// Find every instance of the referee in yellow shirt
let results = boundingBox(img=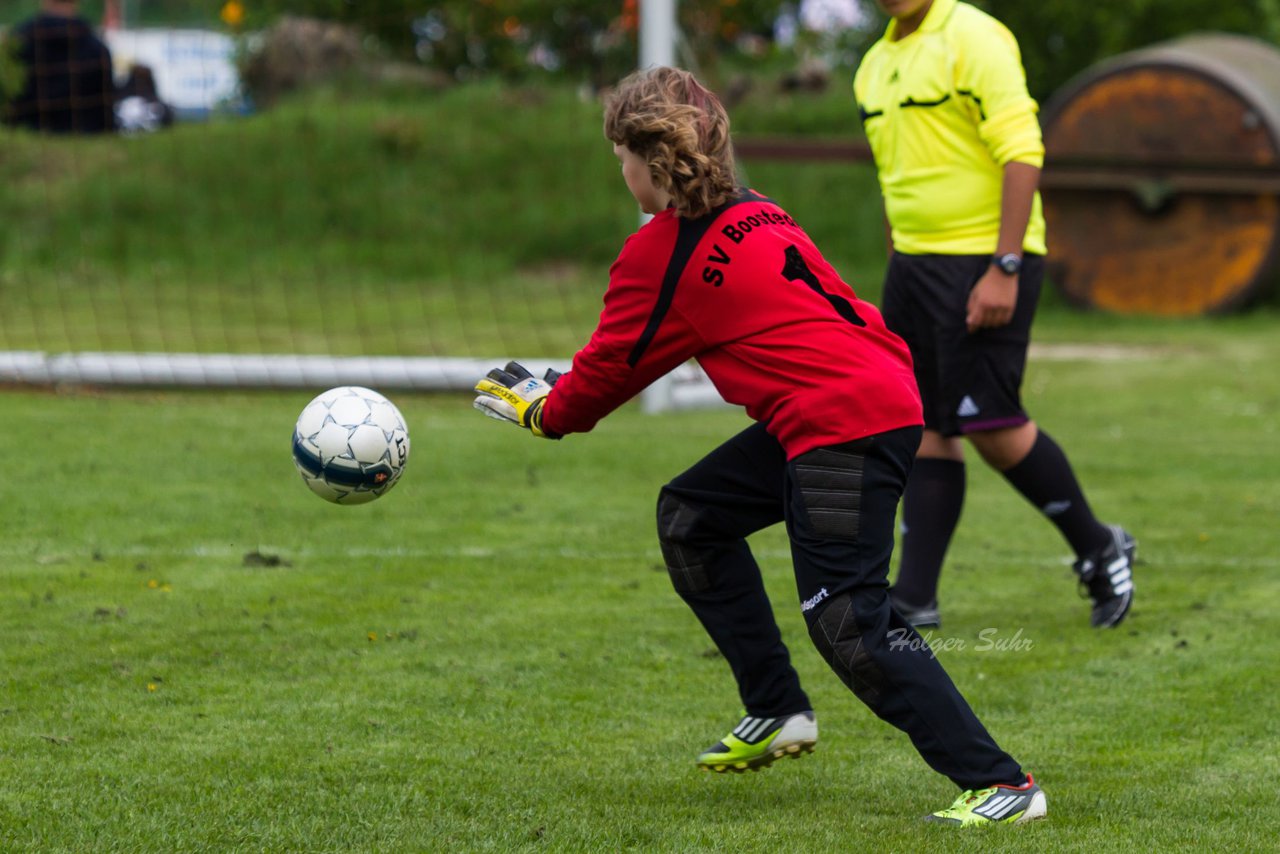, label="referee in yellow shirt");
[854,0,1137,629]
